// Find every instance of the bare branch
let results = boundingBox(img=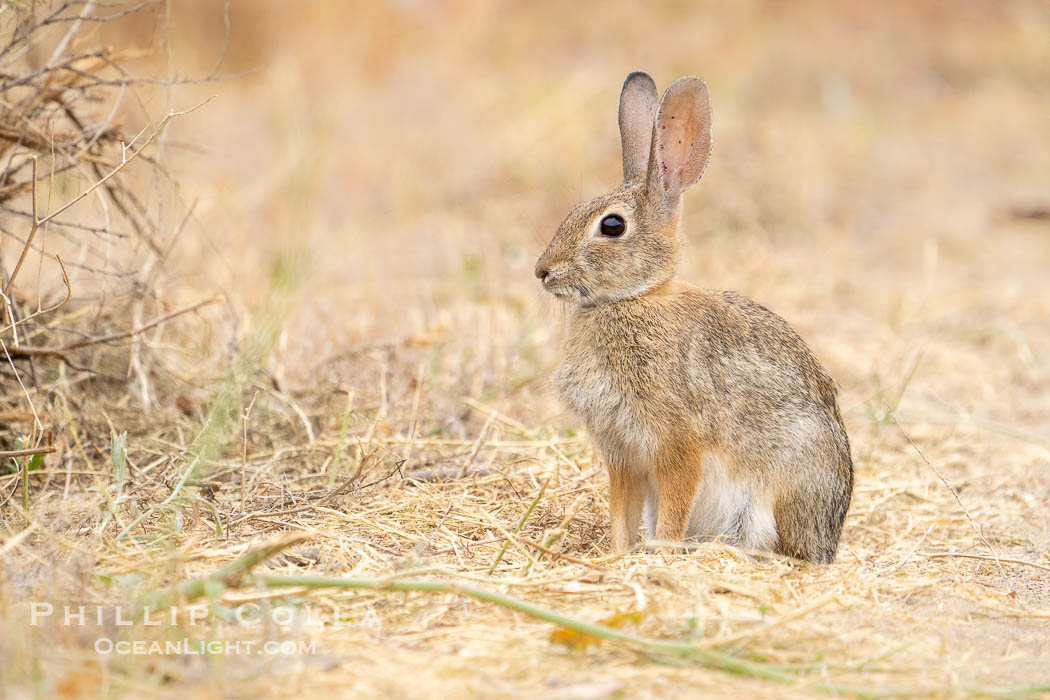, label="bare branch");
[38,95,215,226]
[1,156,39,297]
[6,293,223,359]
